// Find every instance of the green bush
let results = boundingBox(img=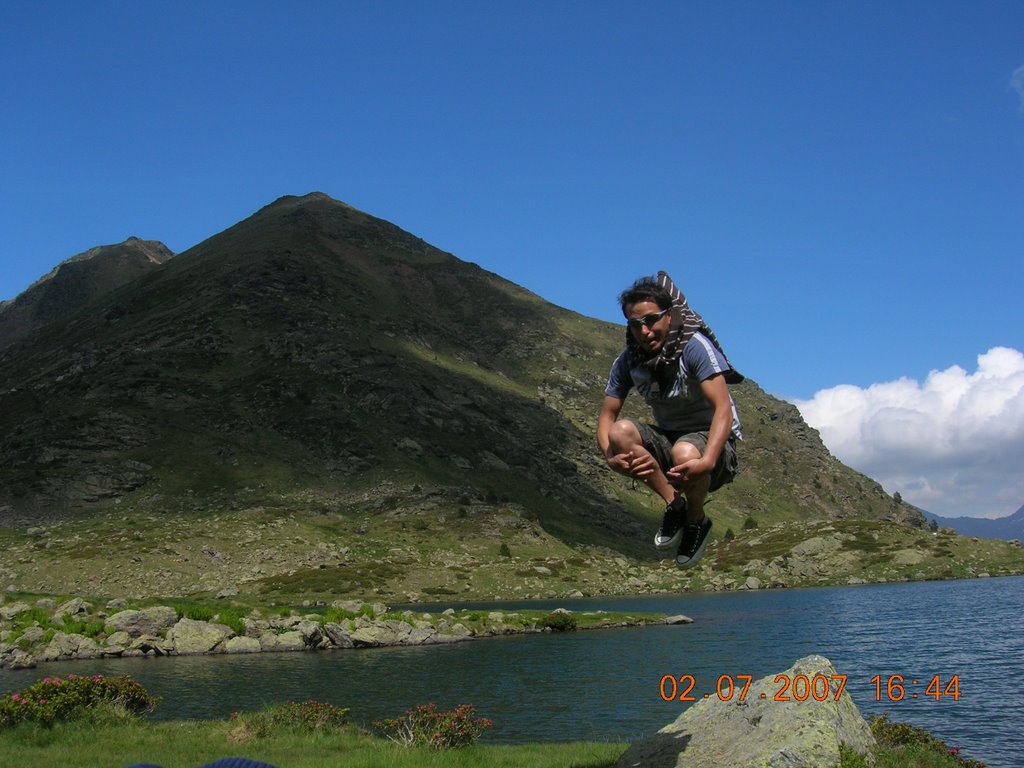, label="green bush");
[13,607,50,630]
[322,604,374,624]
[870,714,986,768]
[0,674,158,729]
[541,611,577,632]
[838,742,869,768]
[375,703,492,749]
[213,609,247,635]
[230,700,349,739]
[184,605,215,622]
[61,618,107,638]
